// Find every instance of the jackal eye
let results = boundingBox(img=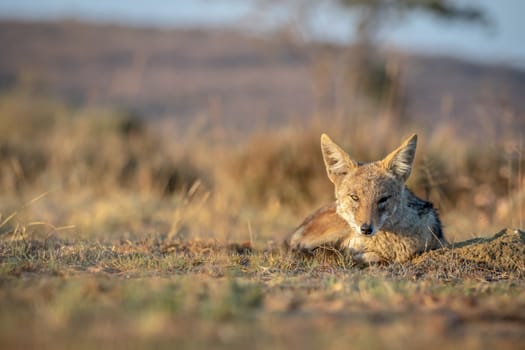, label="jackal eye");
[377,195,391,206]
[350,194,359,202]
